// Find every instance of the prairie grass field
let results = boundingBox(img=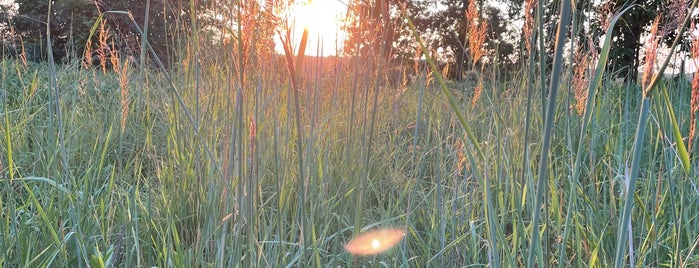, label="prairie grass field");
[2,2,699,268]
